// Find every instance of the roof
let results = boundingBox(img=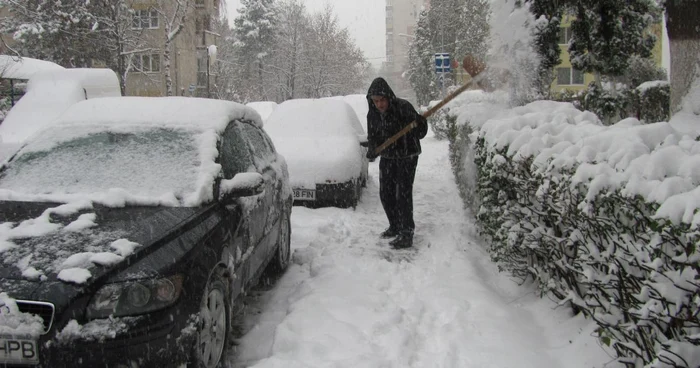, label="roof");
[0,55,64,80]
